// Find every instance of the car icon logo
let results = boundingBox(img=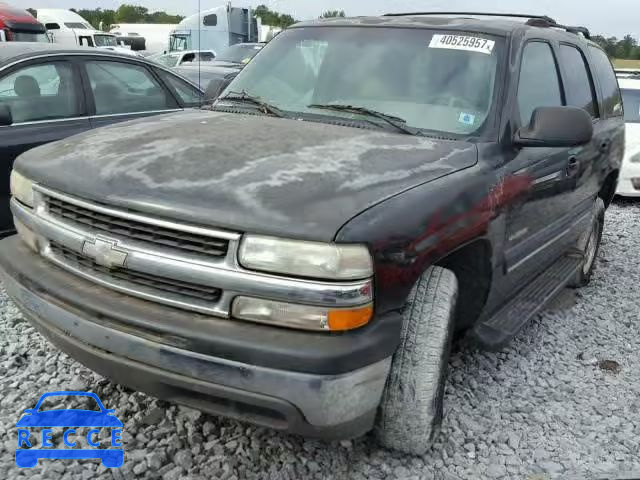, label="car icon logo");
[15,391,124,468]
